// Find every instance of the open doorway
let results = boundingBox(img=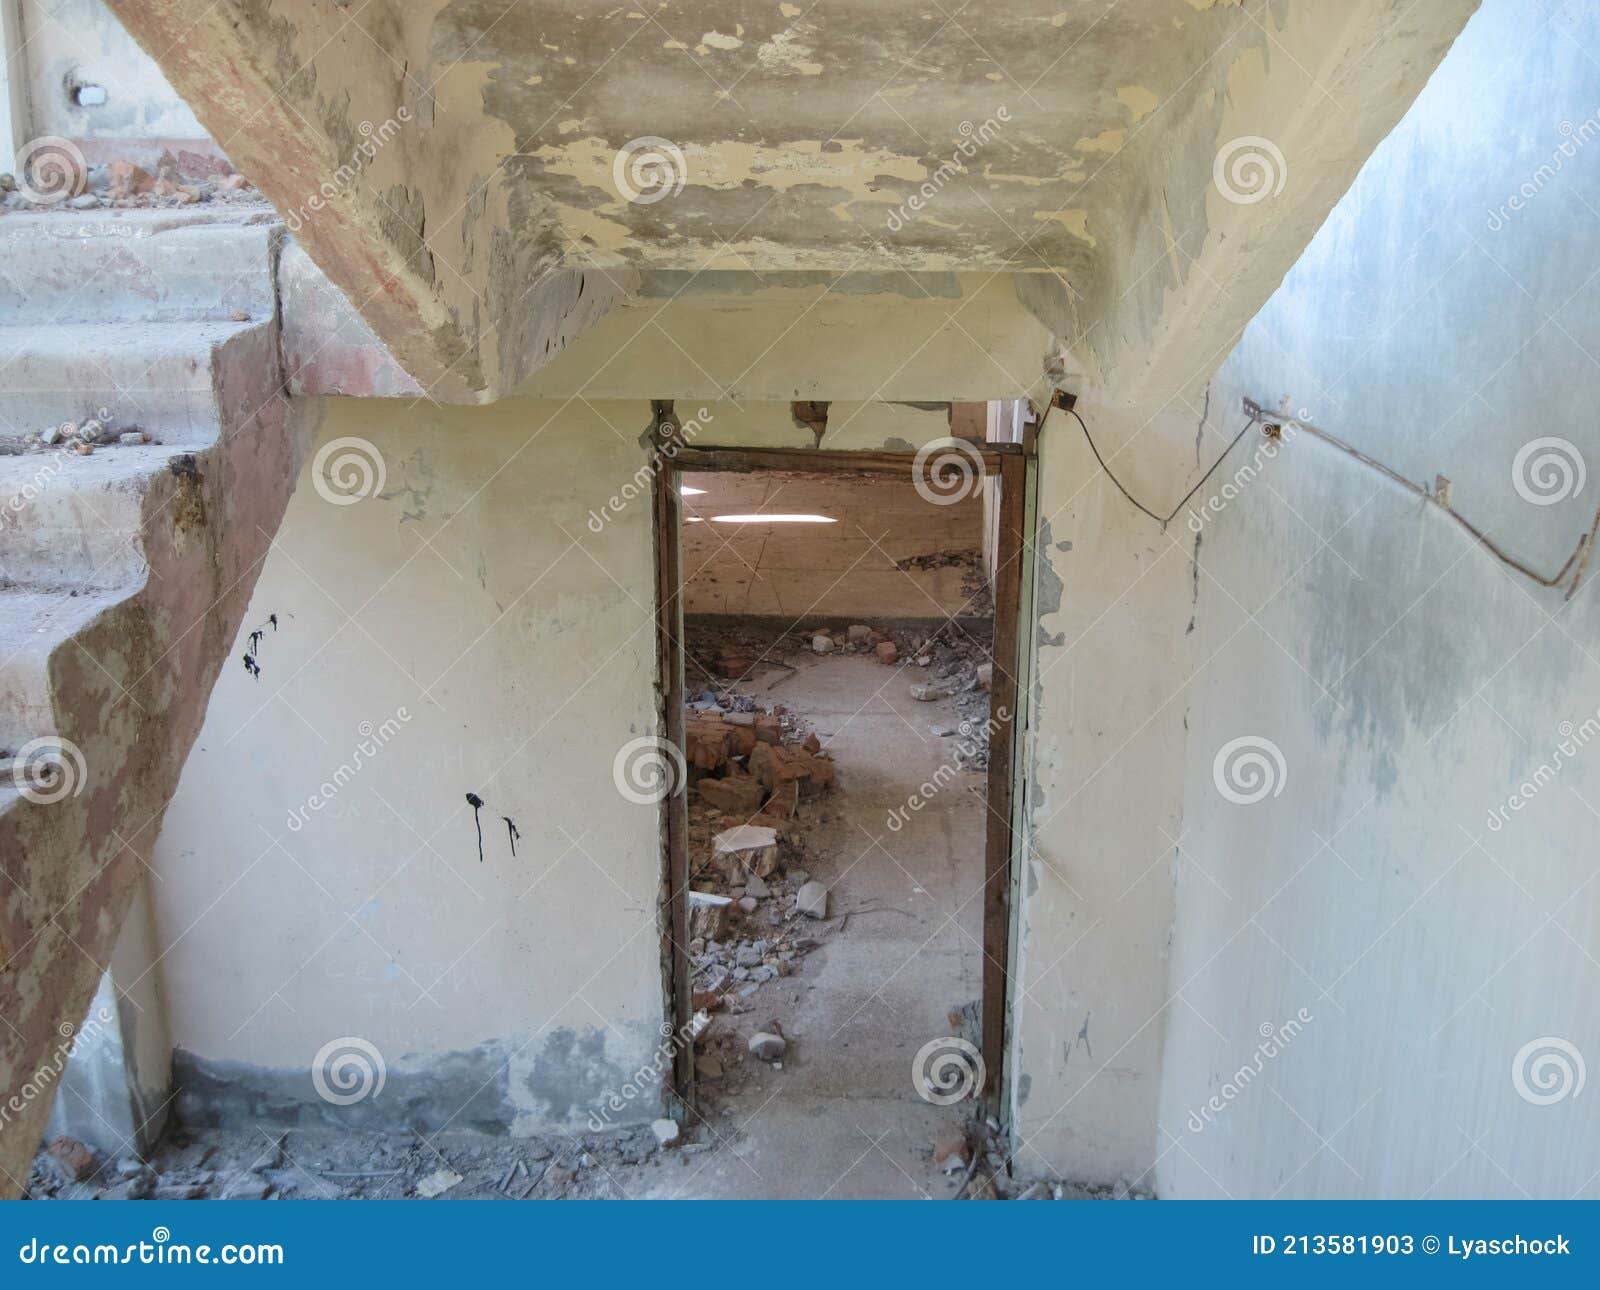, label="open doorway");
[652,430,1030,1198]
